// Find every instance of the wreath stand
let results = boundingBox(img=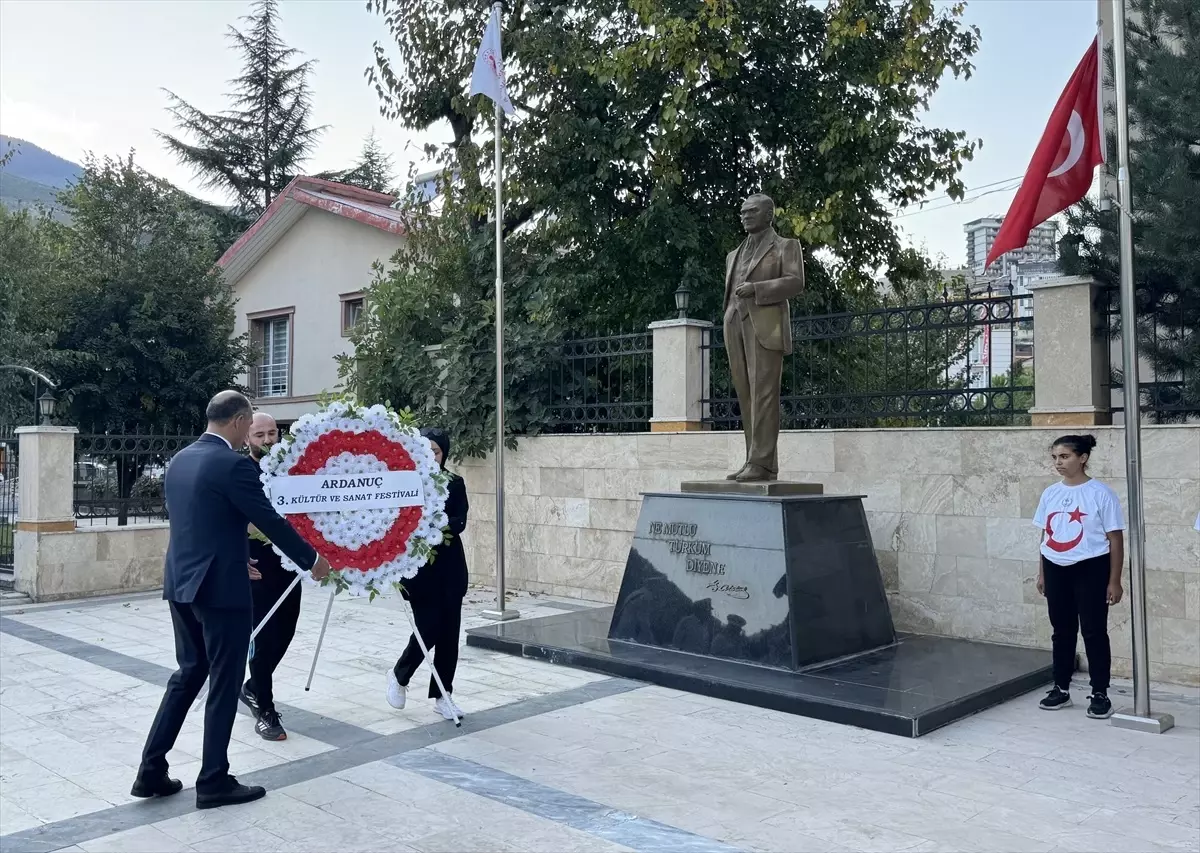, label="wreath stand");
[193,577,461,727]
